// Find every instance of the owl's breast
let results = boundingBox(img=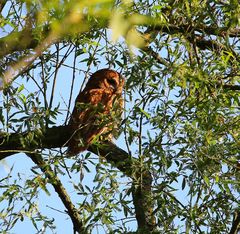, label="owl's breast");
[85,89,113,106]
